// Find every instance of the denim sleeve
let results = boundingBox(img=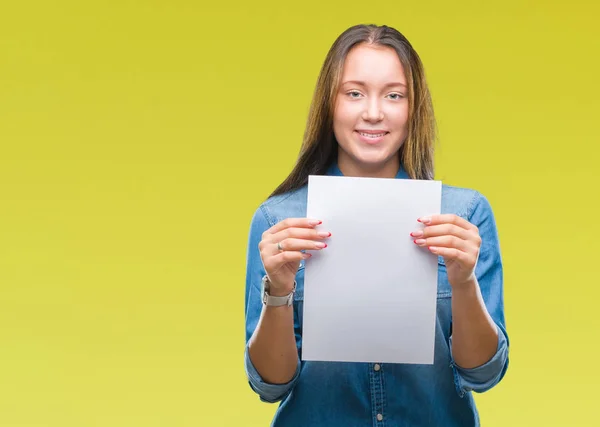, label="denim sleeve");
[449,192,510,396]
[243,205,302,403]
